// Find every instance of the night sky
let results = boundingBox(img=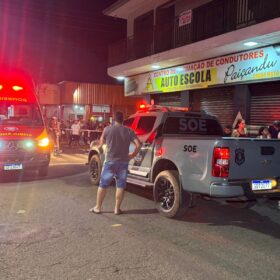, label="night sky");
[0,0,125,84]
